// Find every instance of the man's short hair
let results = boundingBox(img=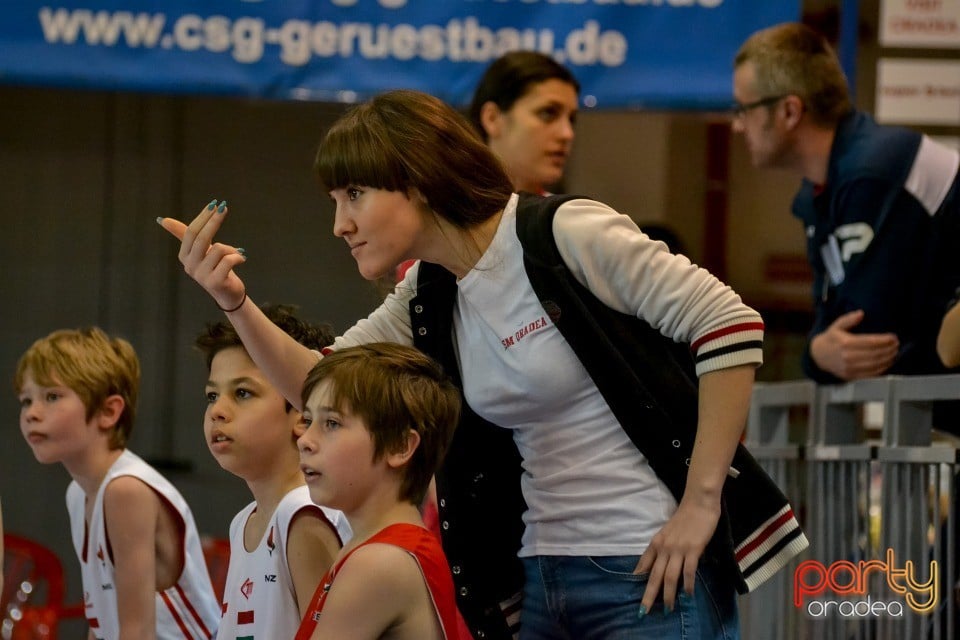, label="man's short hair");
[735,22,852,127]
